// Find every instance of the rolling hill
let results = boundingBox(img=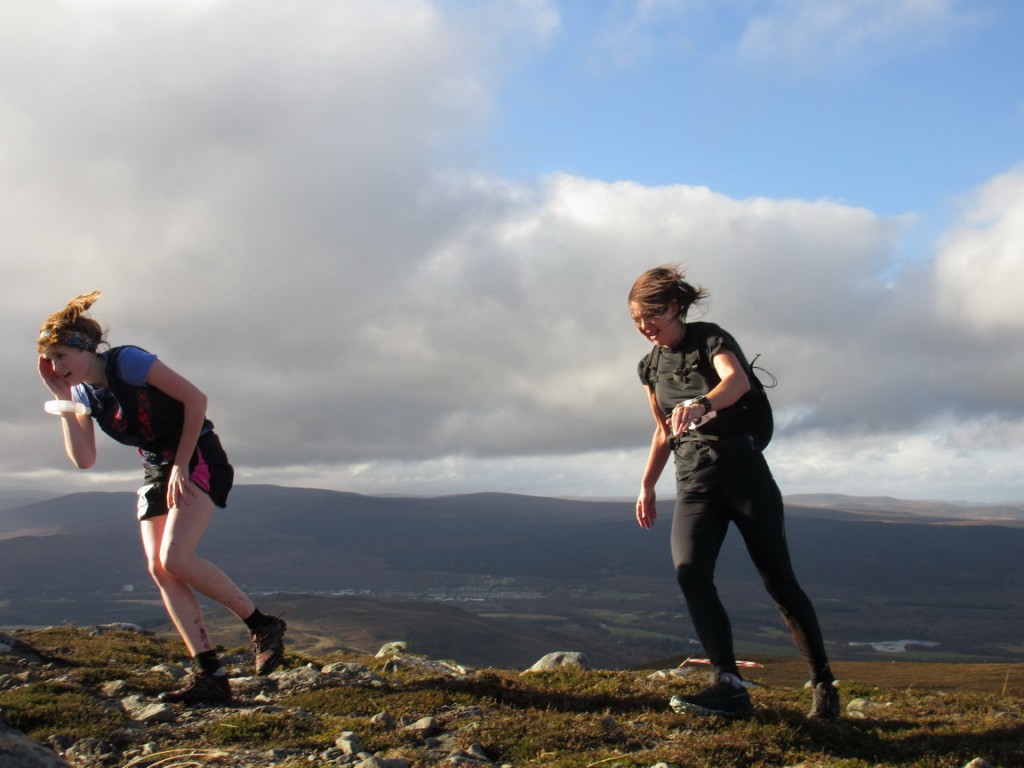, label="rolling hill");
[2,485,1023,668]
